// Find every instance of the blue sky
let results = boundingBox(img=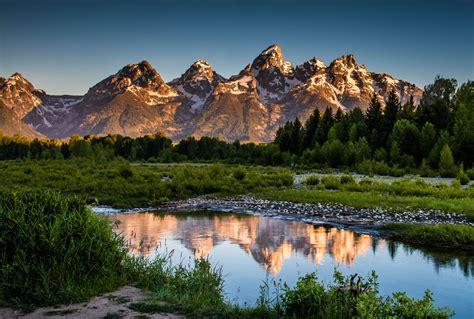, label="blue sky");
[1,0,473,95]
